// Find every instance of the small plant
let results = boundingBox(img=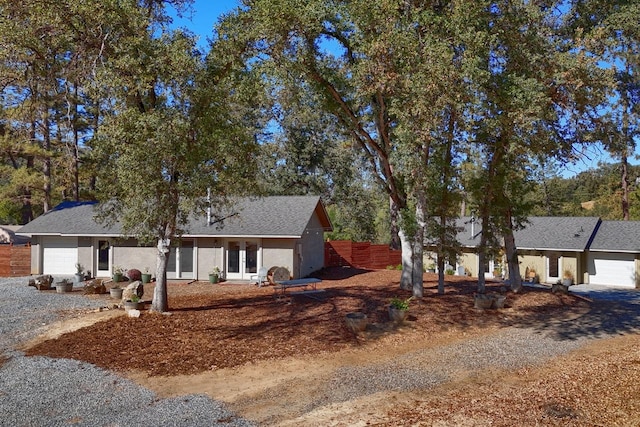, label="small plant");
[129,294,140,303]
[210,266,220,275]
[390,296,412,311]
[445,268,455,275]
[563,269,574,280]
[75,263,84,274]
[113,266,123,275]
